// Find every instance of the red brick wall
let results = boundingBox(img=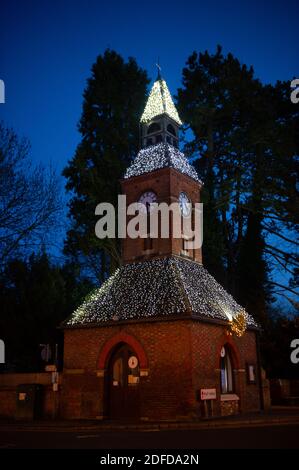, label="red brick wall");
[62,320,194,420]
[121,168,202,264]
[190,323,260,416]
[0,373,59,419]
[0,389,16,417]
[61,319,261,420]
